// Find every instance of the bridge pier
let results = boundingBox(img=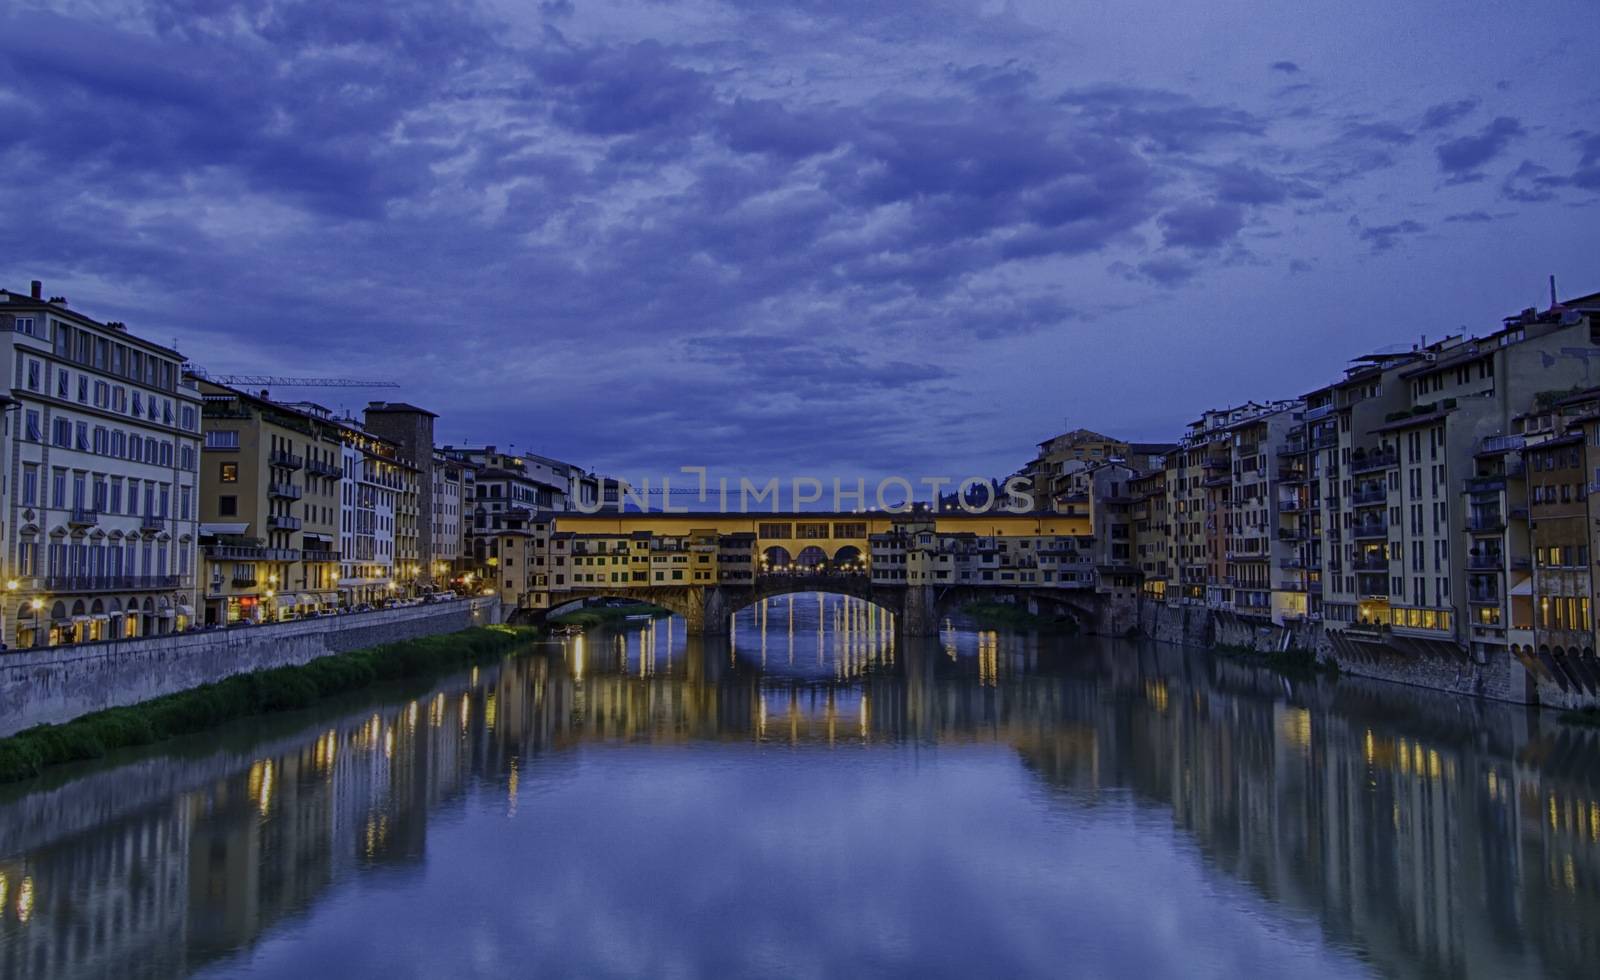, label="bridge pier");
[900,585,940,638]
[682,586,732,636]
